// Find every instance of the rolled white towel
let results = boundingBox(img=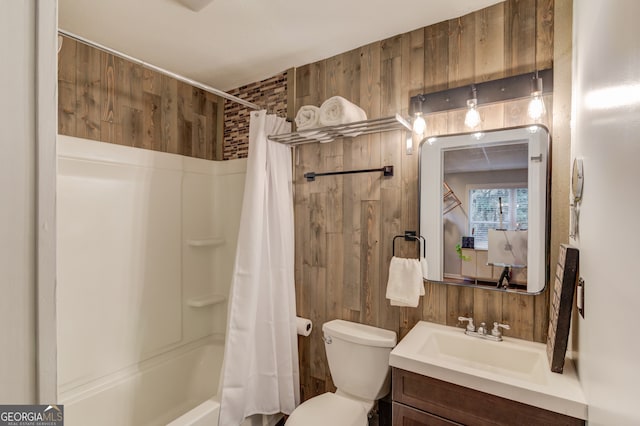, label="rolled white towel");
[319,96,367,127]
[295,105,321,131]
